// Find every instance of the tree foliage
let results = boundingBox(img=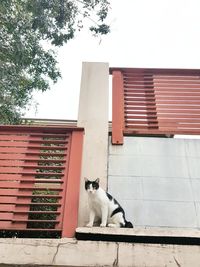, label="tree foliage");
[0,0,110,124]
